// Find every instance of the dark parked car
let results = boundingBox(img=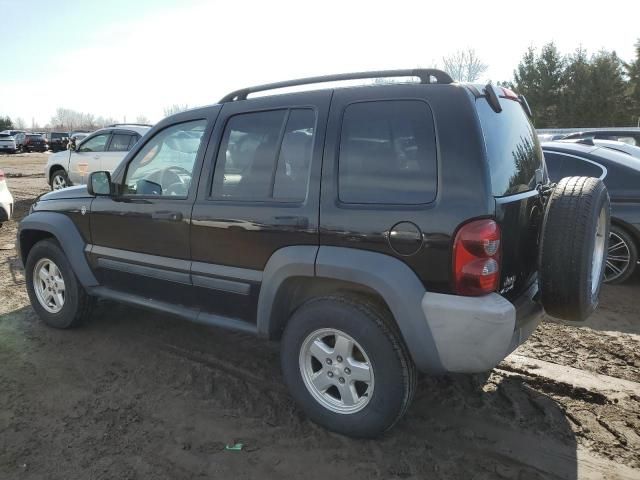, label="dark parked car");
[20,133,48,153]
[562,128,640,147]
[45,132,69,152]
[17,70,609,438]
[543,141,640,283]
